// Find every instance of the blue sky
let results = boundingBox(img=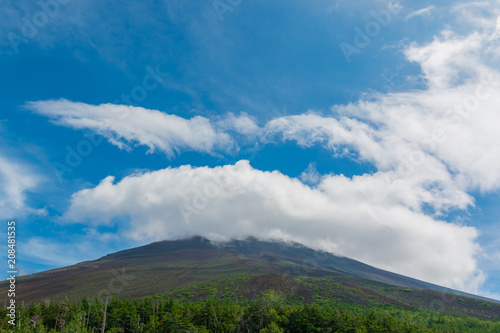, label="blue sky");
[1,0,500,299]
